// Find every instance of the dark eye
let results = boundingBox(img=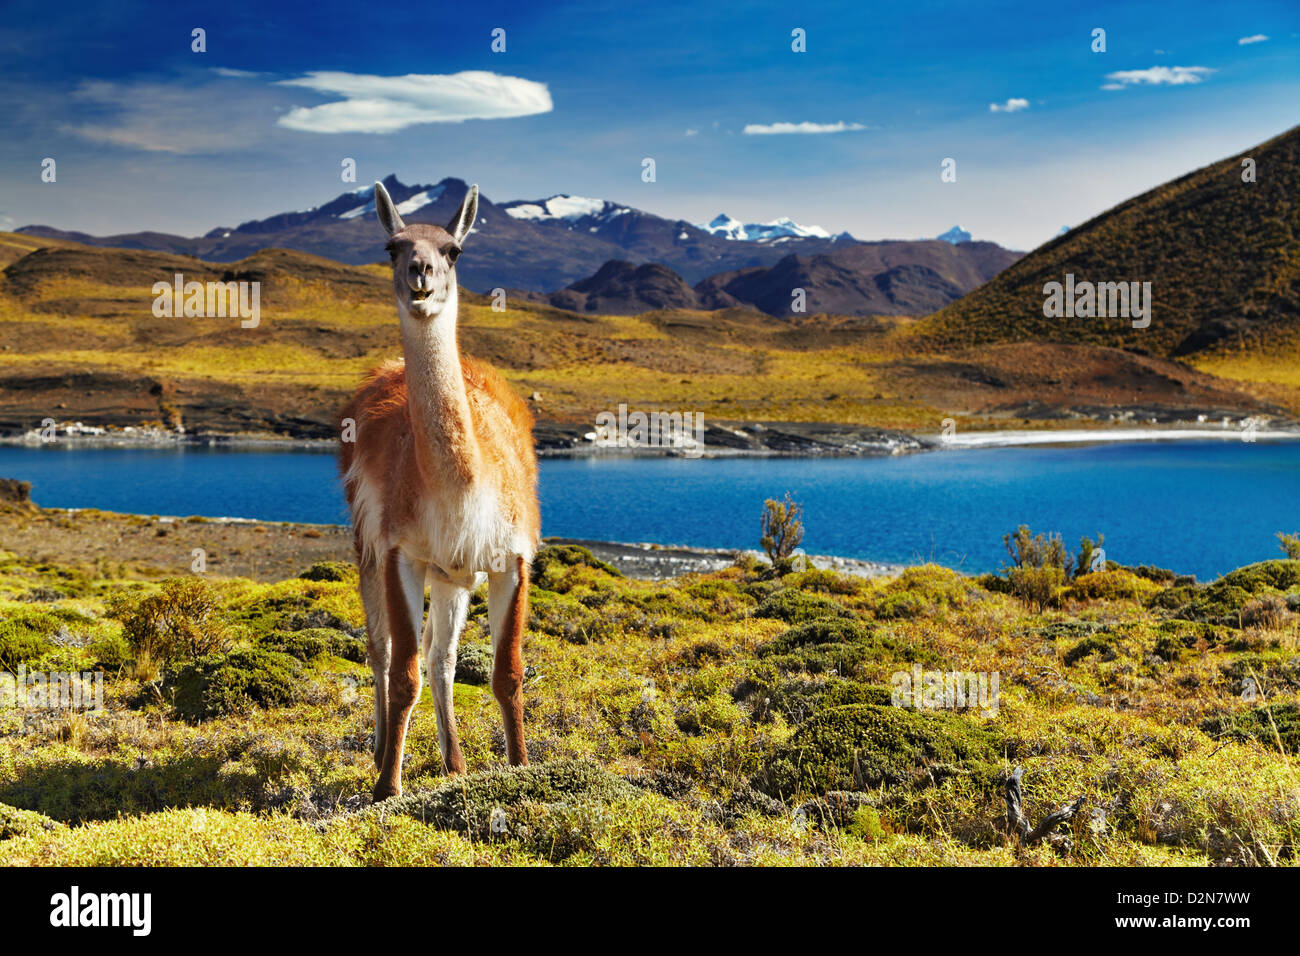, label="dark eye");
[446,246,461,264]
